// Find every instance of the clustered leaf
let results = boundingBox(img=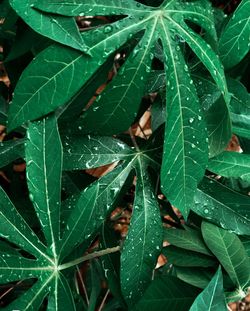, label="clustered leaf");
[0,0,250,309]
